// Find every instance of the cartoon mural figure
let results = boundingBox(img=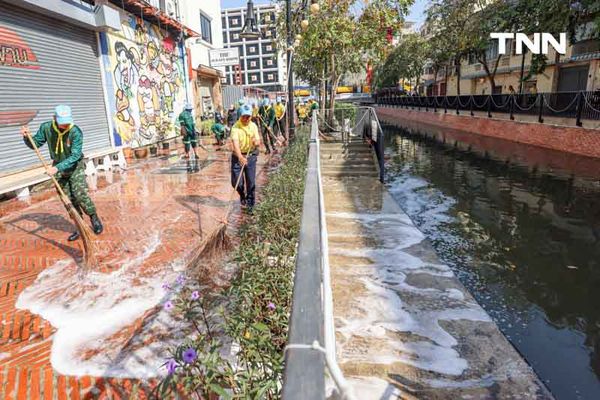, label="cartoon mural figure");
[113,42,138,98]
[158,53,178,117]
[104,16,185,147]
[137,75,160,140]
